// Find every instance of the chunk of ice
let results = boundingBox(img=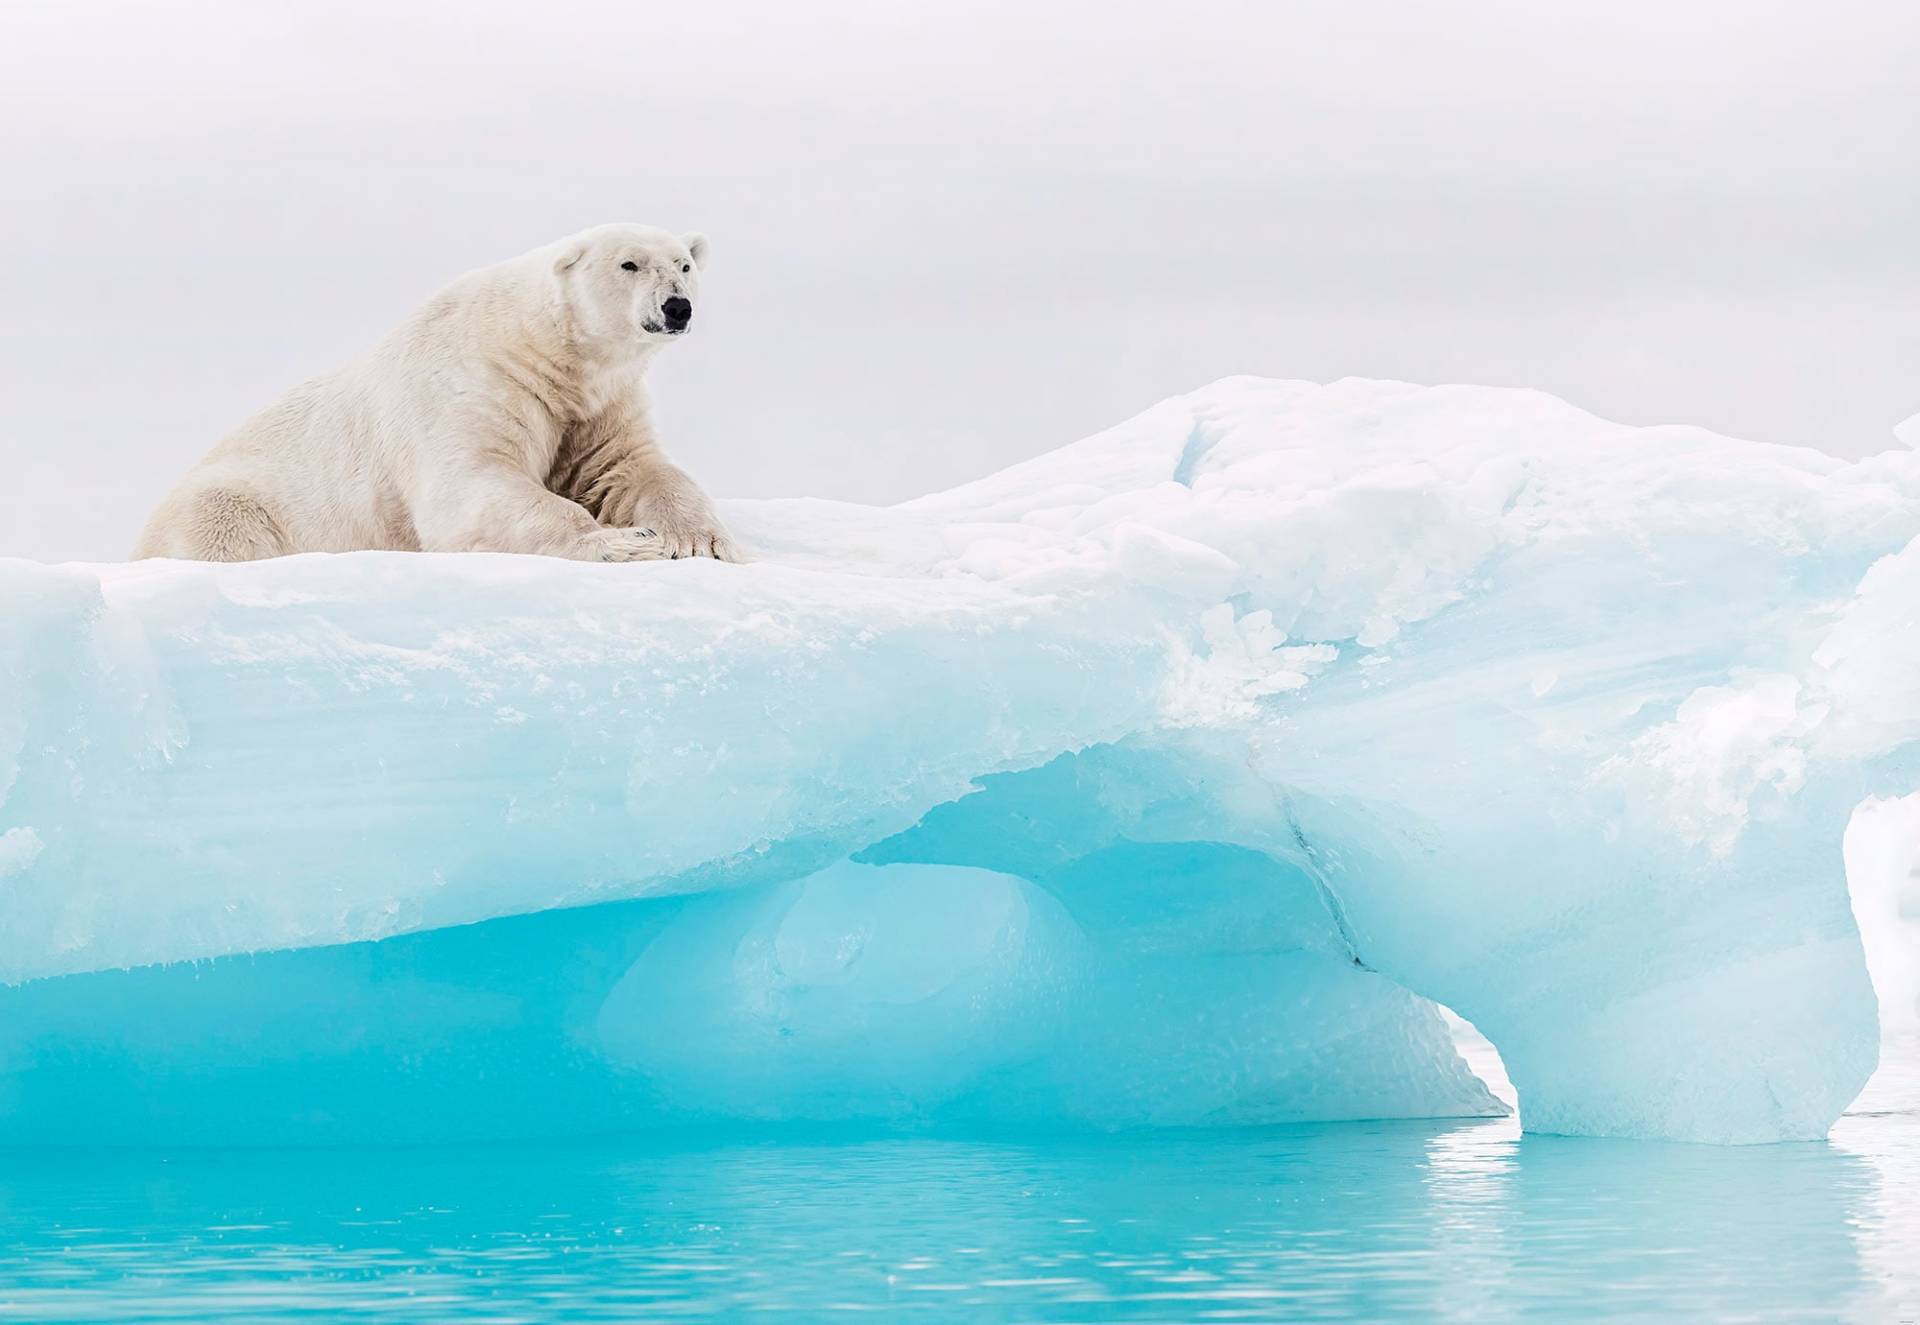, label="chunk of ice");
[5,377,1917,1144]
